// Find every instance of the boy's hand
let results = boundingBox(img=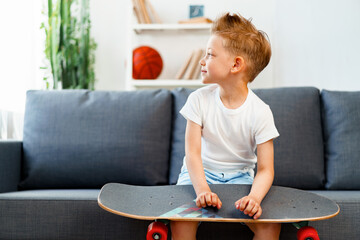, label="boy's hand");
[235,195,262,219]
[196,191,222,209]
